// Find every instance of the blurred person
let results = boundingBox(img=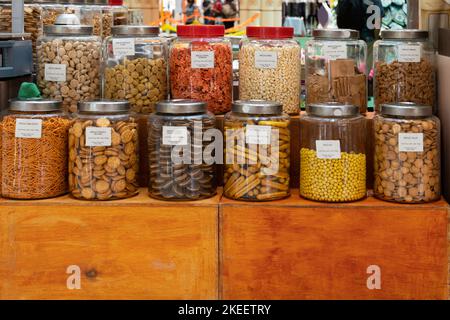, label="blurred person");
[184,0,199,25]
[203,0,214,25]
[212,0,223,21]
[222,0,237,29]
